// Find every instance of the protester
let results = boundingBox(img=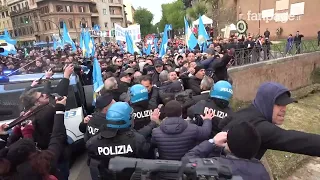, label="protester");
[182,121,270,180]
[0,26,318,180]
[219,82,320,160]
[0,97,68,180]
